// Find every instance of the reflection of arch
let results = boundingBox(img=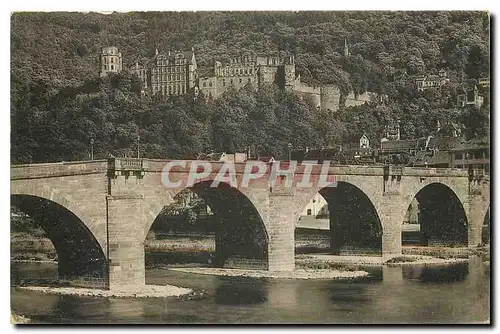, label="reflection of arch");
[11,194,108,282]
[146,181,269,269]
[406,183,468,246]
[296,181,383,255]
